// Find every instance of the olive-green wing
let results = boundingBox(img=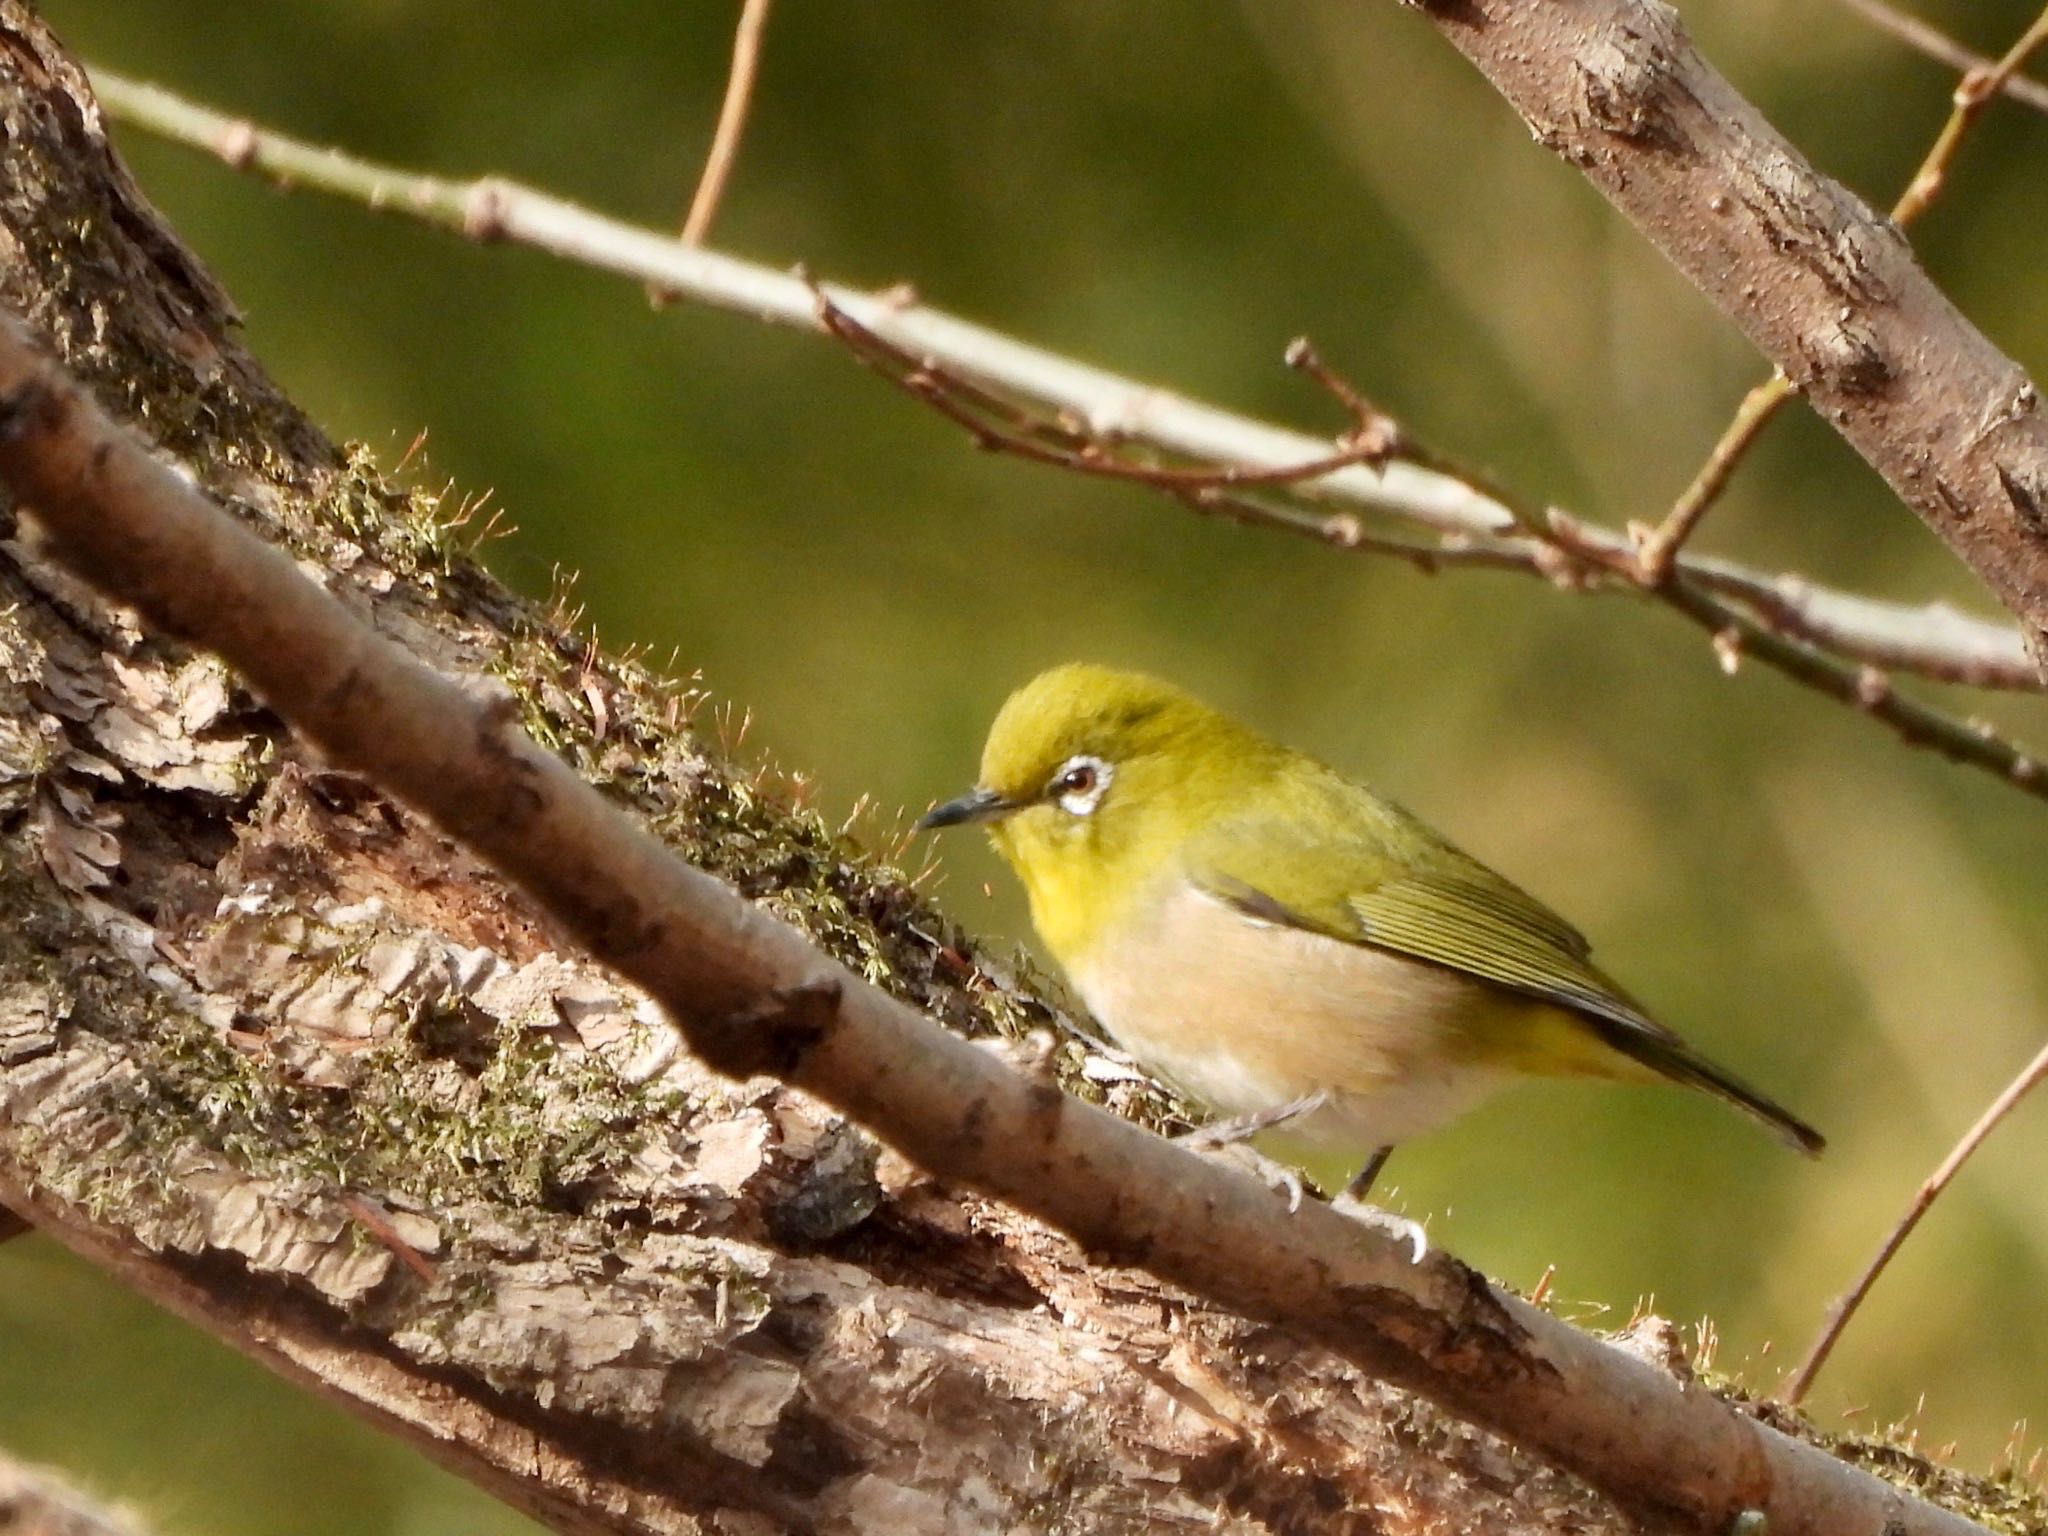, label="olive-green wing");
[1187,785,1824,1154]
[1197,830,1642,1034]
